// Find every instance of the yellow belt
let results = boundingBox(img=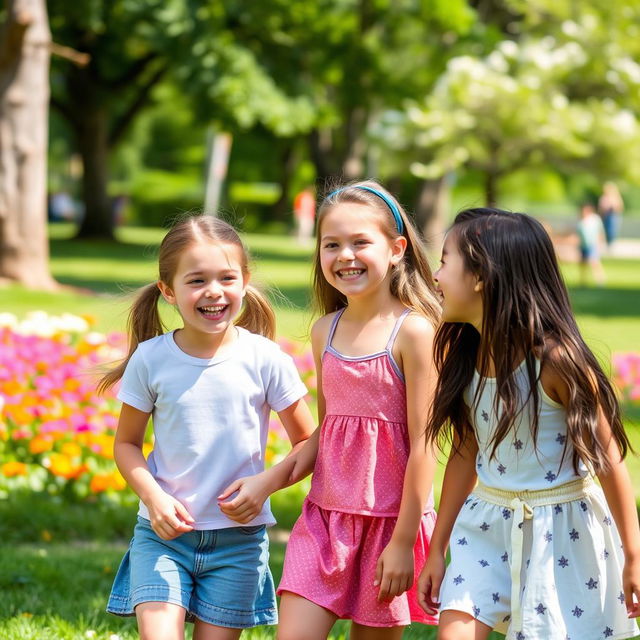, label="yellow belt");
[473,476,597,631]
